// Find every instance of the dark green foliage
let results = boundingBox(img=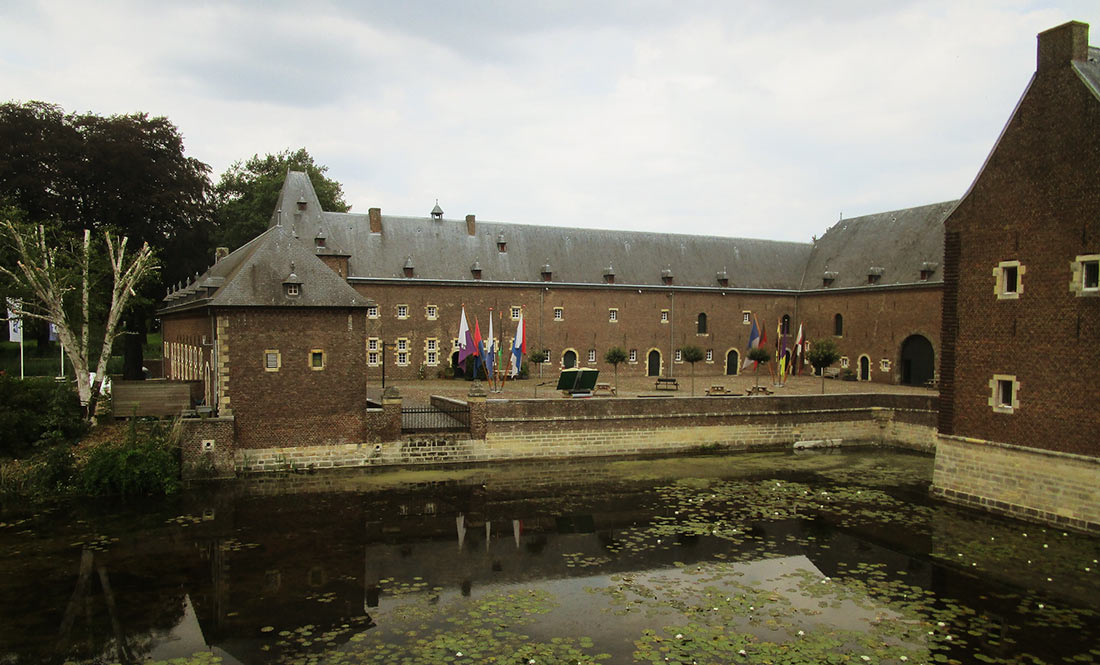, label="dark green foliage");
[78,419,180,497]
[747,347,770,364]
[604,346,627,389]
[213,148,349,251]
[528,349,547,365]
[807,338,842,393]
[38,444,75,490]
[679,345,706,395]
[0,376,83,457]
